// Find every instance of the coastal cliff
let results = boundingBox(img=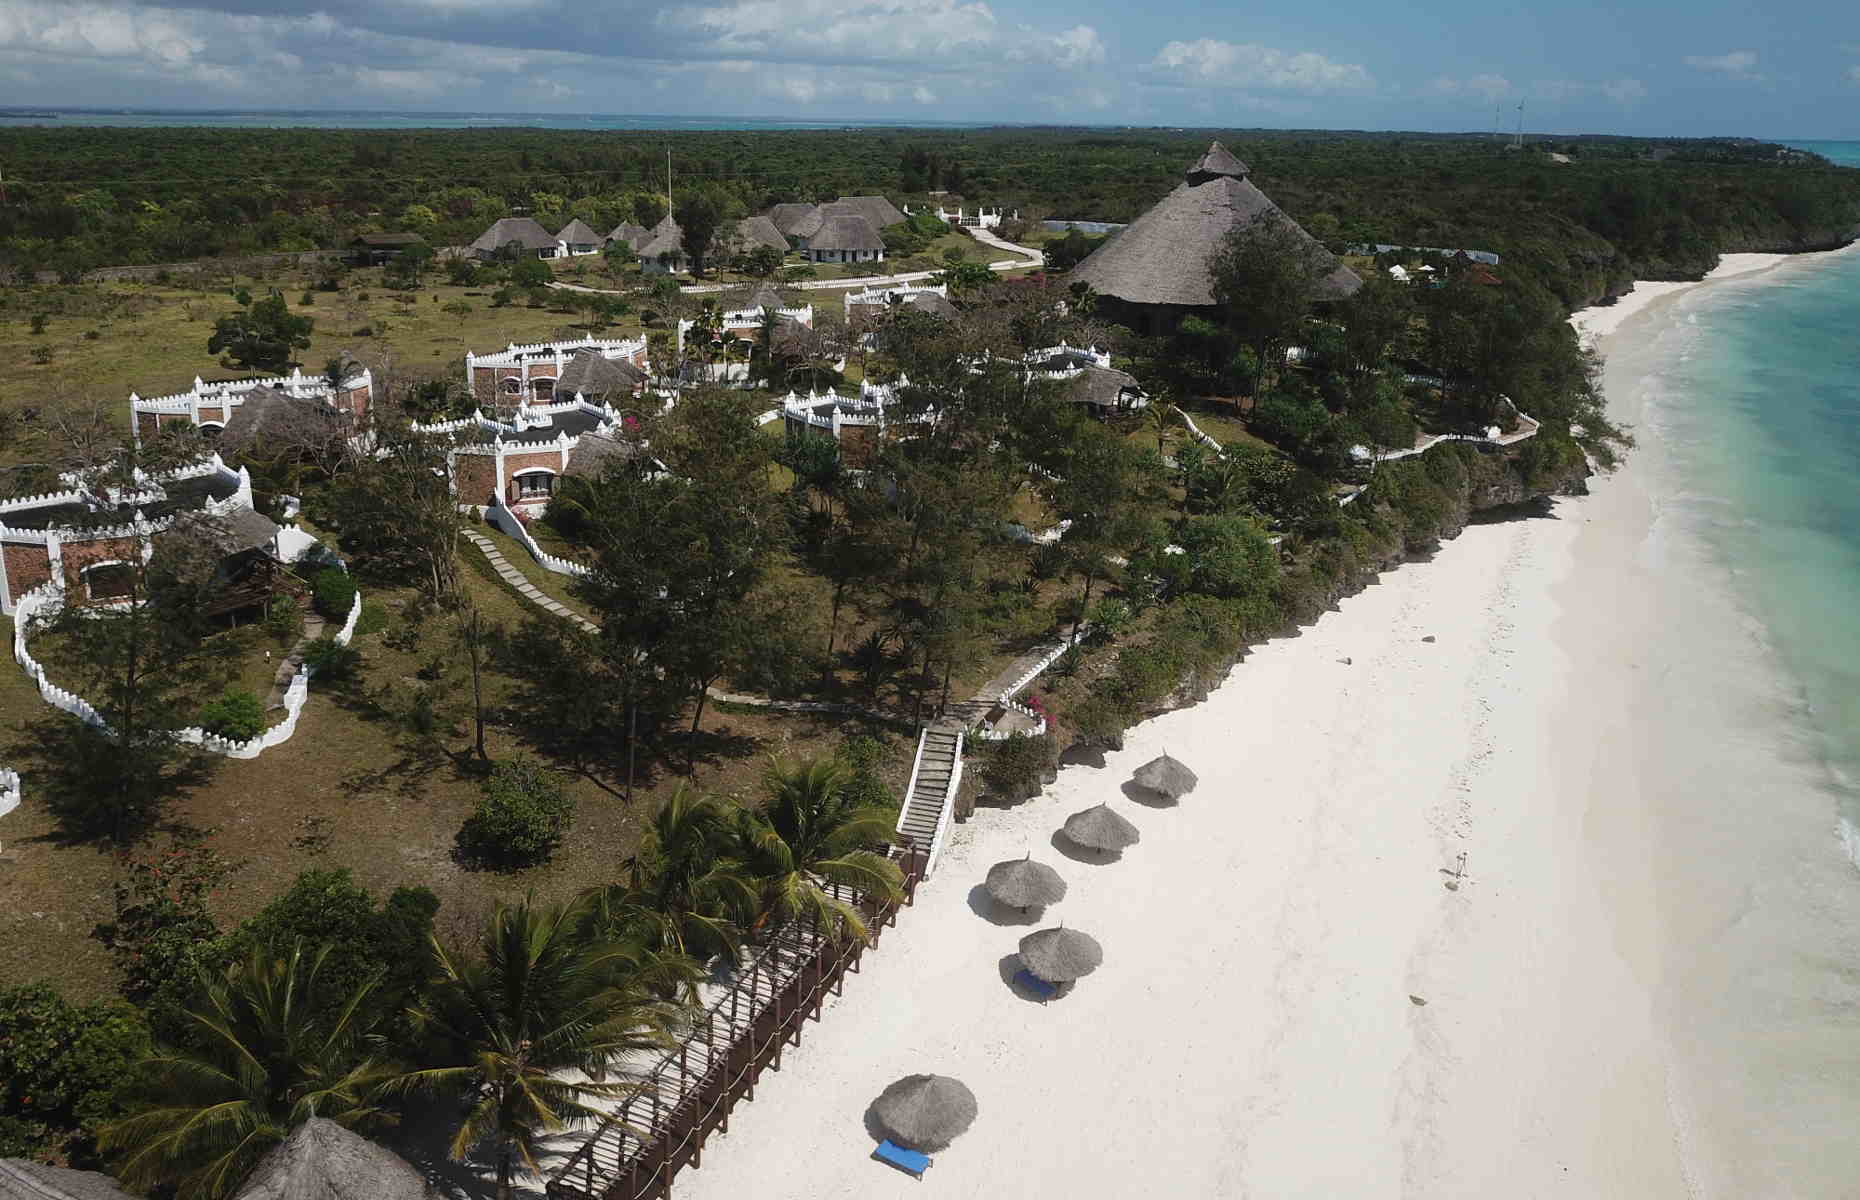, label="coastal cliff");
[1037,437,1592,754]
